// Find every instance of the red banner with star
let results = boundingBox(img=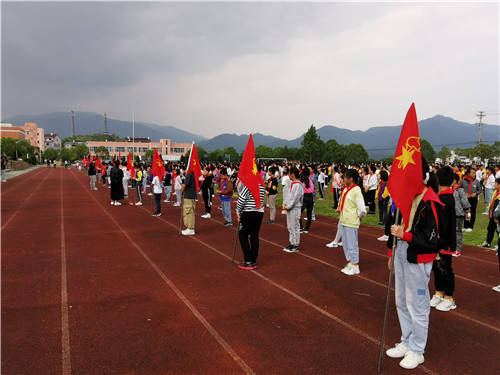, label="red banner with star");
[238,134,264,209]
[387,103,423,228]
[187,143,202,192]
